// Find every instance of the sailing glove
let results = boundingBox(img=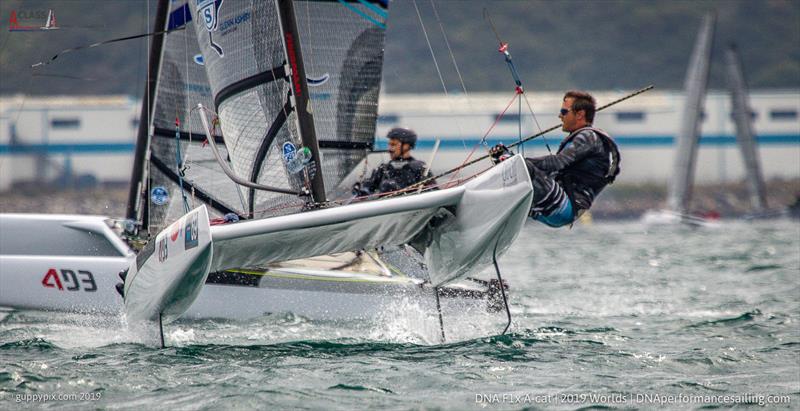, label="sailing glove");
[490,144,514,165]
[352,182,369,197]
